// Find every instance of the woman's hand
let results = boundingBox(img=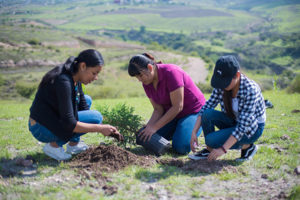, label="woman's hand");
[207,148,225,161]
[99,124,124,141]
[139,125,157,142]
[190,132,198,152]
